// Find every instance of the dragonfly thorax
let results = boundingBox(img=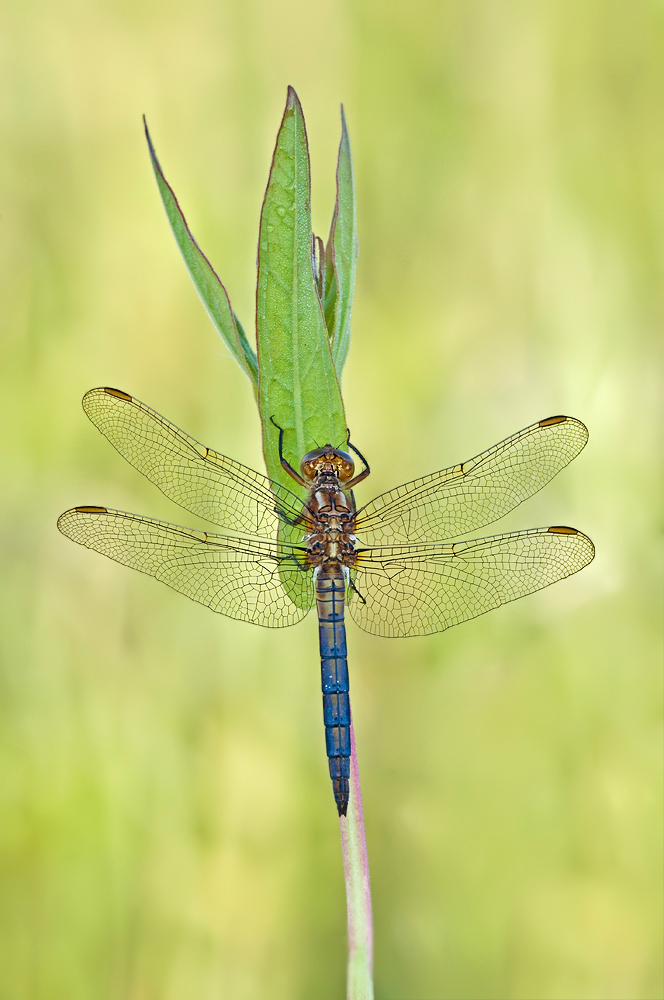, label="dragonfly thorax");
[305,480,357,570]
[308,484,355,522]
